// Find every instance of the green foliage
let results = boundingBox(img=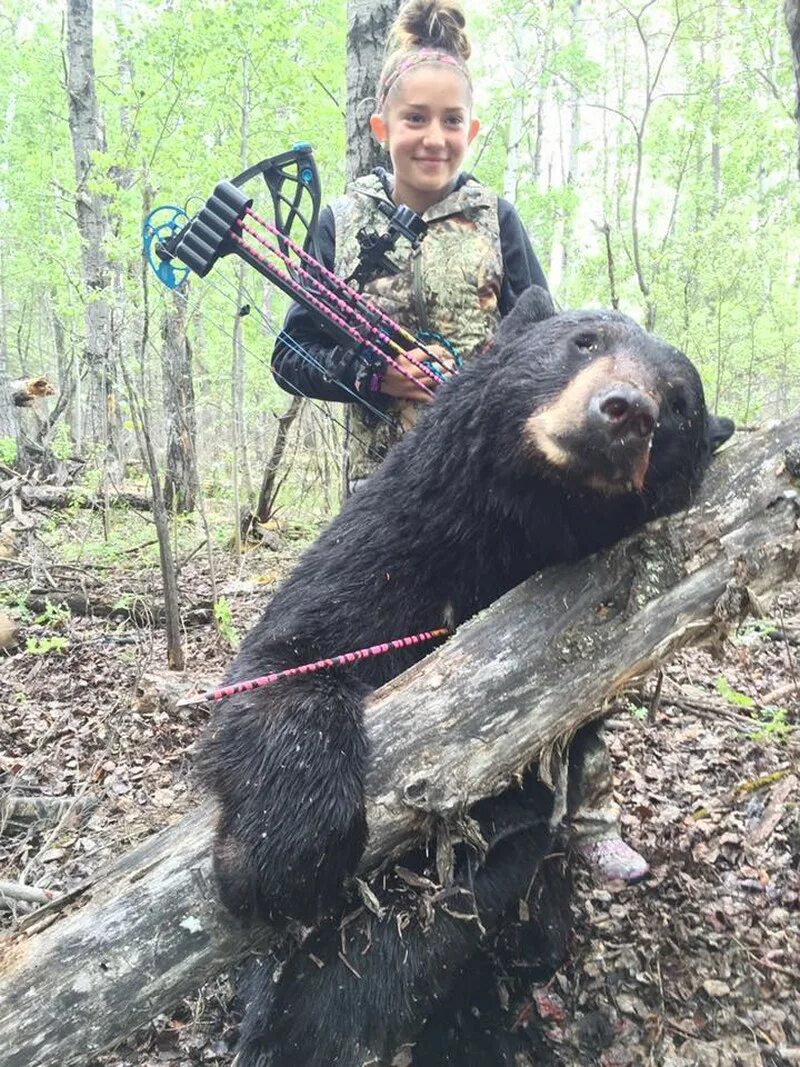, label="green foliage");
[714,675,756,710]
[0,438,16,466]
[713,674,795,743]
[748,706,795,744]
[34,600,71,629]
[213,596,240,649]
[627,701,649,721]
[51,423,72,462]
[26,635,69,655]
